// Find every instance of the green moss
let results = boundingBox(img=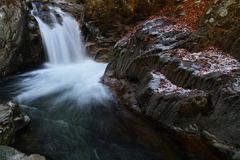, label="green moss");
[118,4,122,10]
